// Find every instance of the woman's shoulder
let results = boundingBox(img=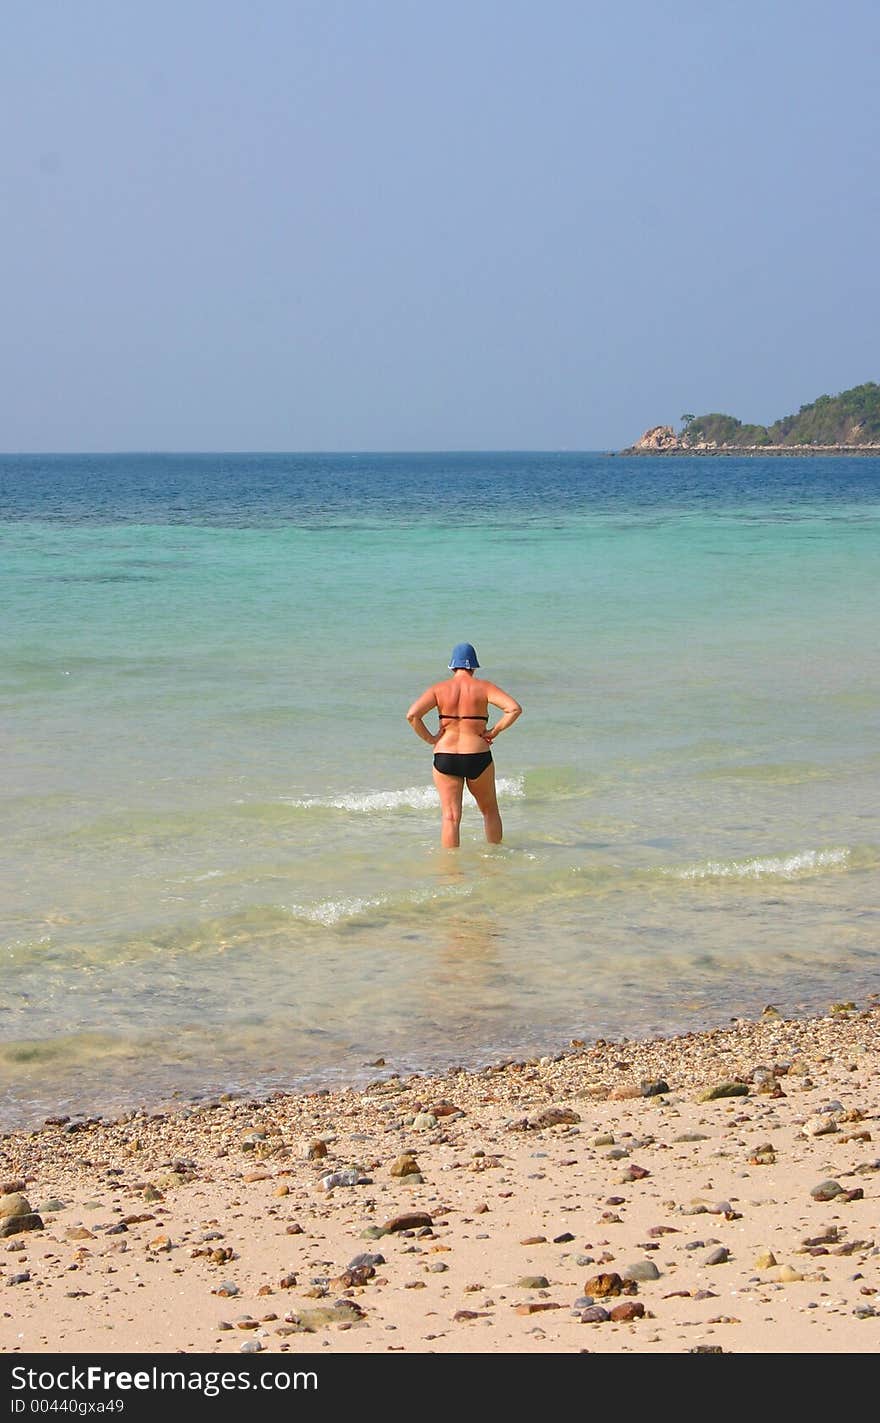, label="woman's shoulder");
[480,679,521,709]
